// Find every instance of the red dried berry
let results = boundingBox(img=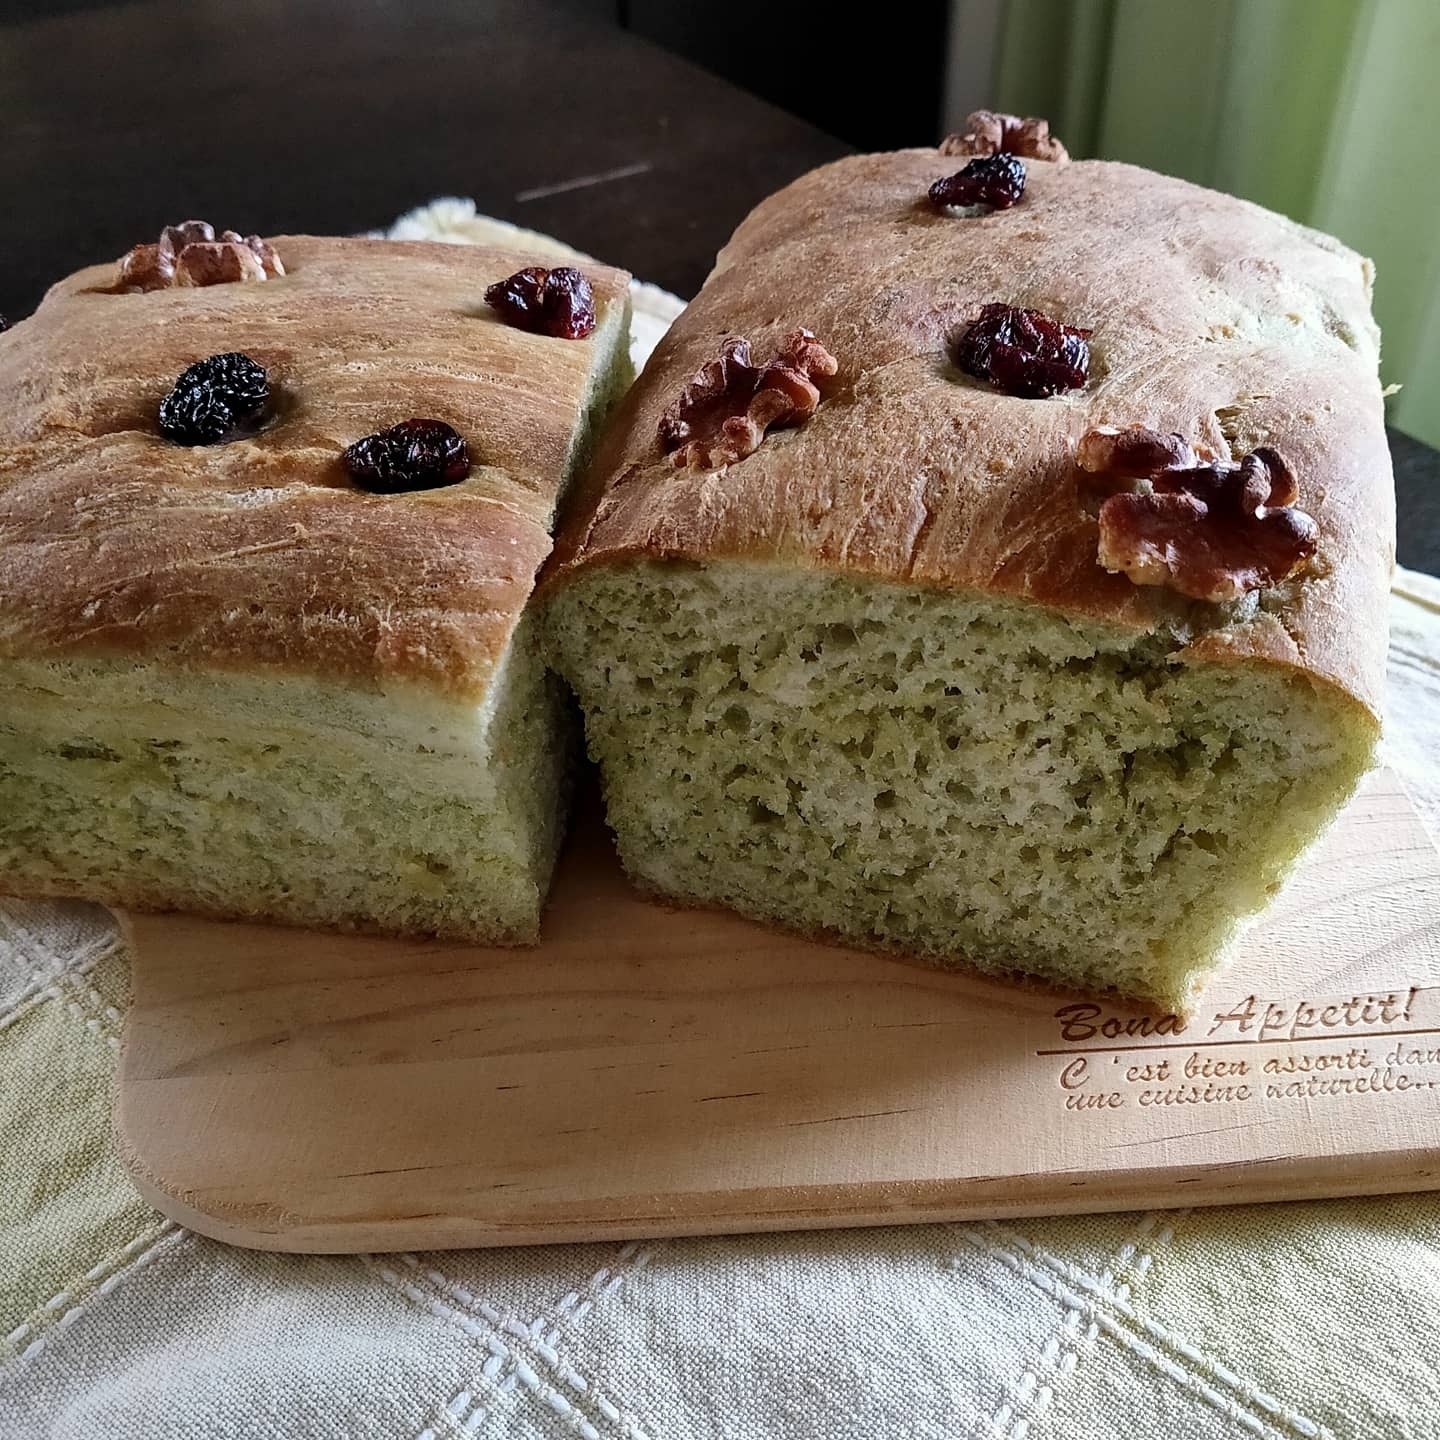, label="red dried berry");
[484,265,596,340]
[343,419,471,493]
[953,303,1091,399]
[929,154,1027,211]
